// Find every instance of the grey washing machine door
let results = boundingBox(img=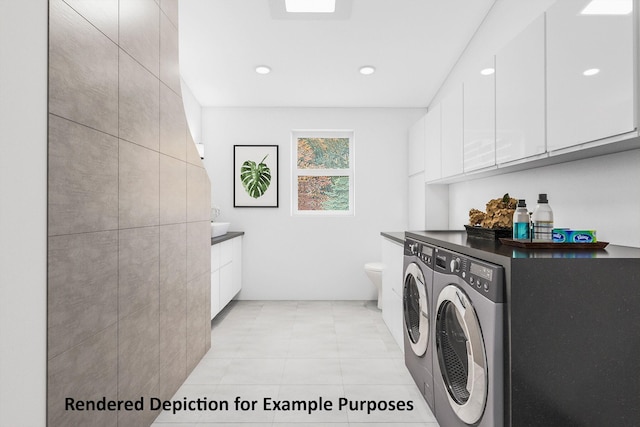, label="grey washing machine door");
[403,263,429,356]
[436,285,487,425]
